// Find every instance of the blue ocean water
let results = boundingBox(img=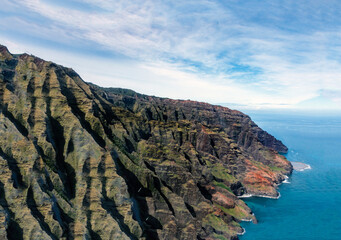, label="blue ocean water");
[239,111,341,240]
